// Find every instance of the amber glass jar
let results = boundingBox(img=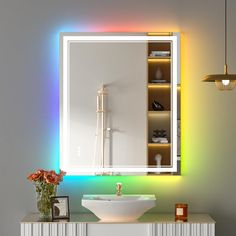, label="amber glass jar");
[175,203,188,222]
